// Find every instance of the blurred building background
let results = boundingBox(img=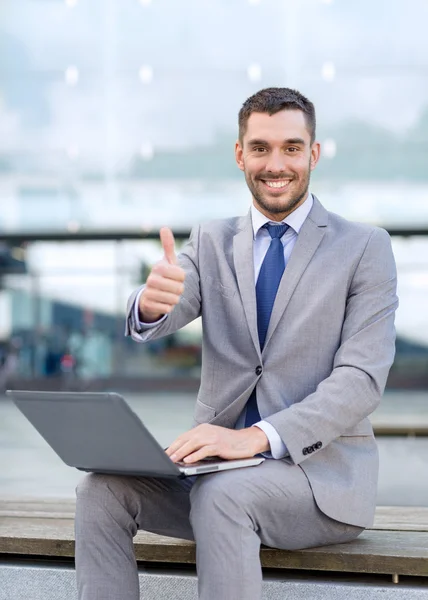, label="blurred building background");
[0,0,428,391]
